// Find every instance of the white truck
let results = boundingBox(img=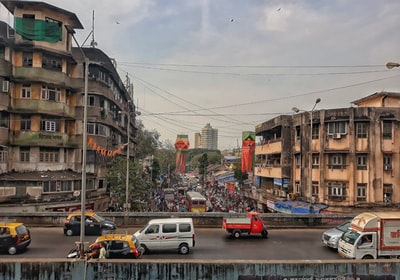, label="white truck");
[338,211,400,259]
